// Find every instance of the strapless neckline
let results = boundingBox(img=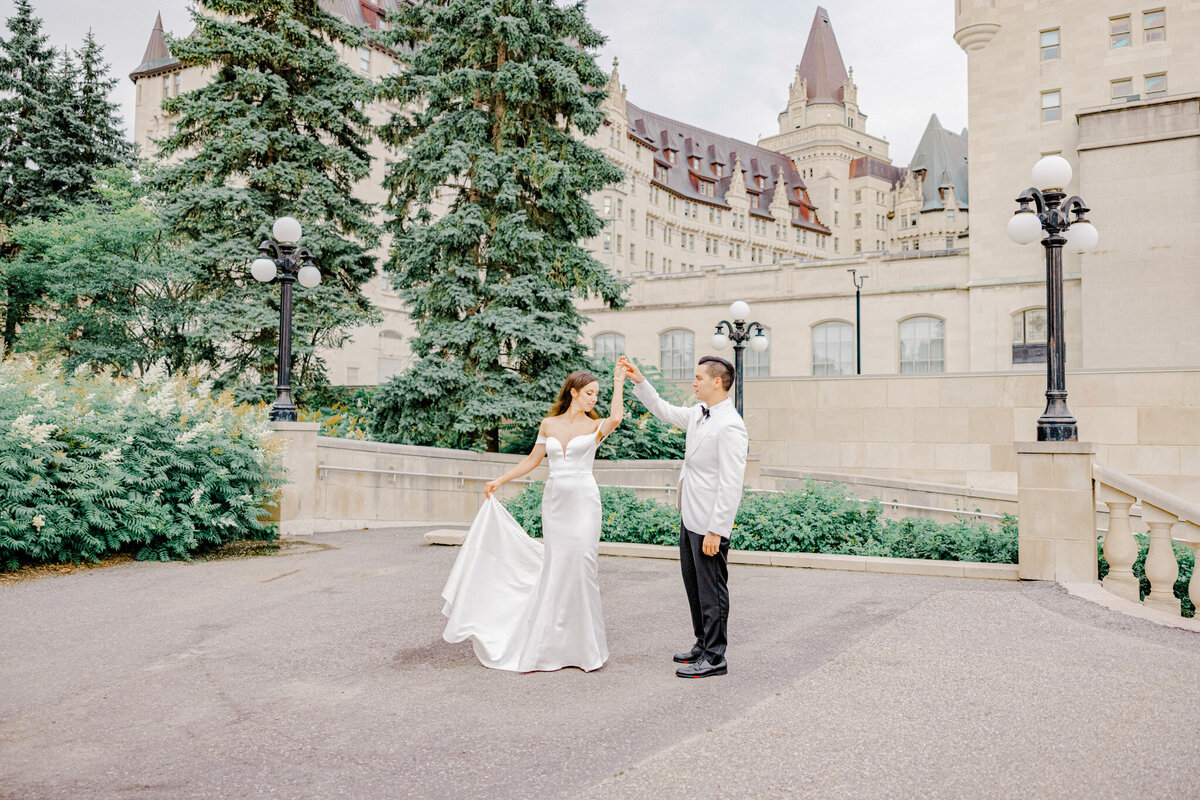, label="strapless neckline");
[547,430,598,452]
